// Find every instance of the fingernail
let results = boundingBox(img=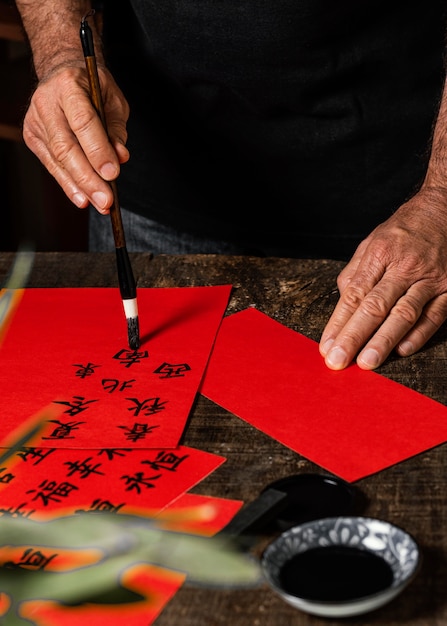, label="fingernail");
[321,338,334,356]
[72,192,87,207]
[358,348,380,369]
[100,162,118,180]
[398,340,414,356]
[326,346,348,370]
[92,191,108,210]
